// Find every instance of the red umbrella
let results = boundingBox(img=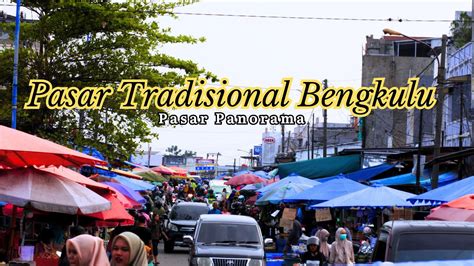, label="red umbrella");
[426,194,474,222]
[168,166,188,177]
[85,193,135,225]
[0,125,106,168]
[225,174,266,186]
[151,165,175,175]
